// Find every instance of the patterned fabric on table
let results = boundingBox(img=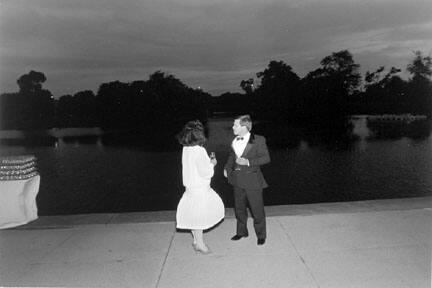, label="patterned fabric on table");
[0,155,39,181]
[0,155,40,229]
